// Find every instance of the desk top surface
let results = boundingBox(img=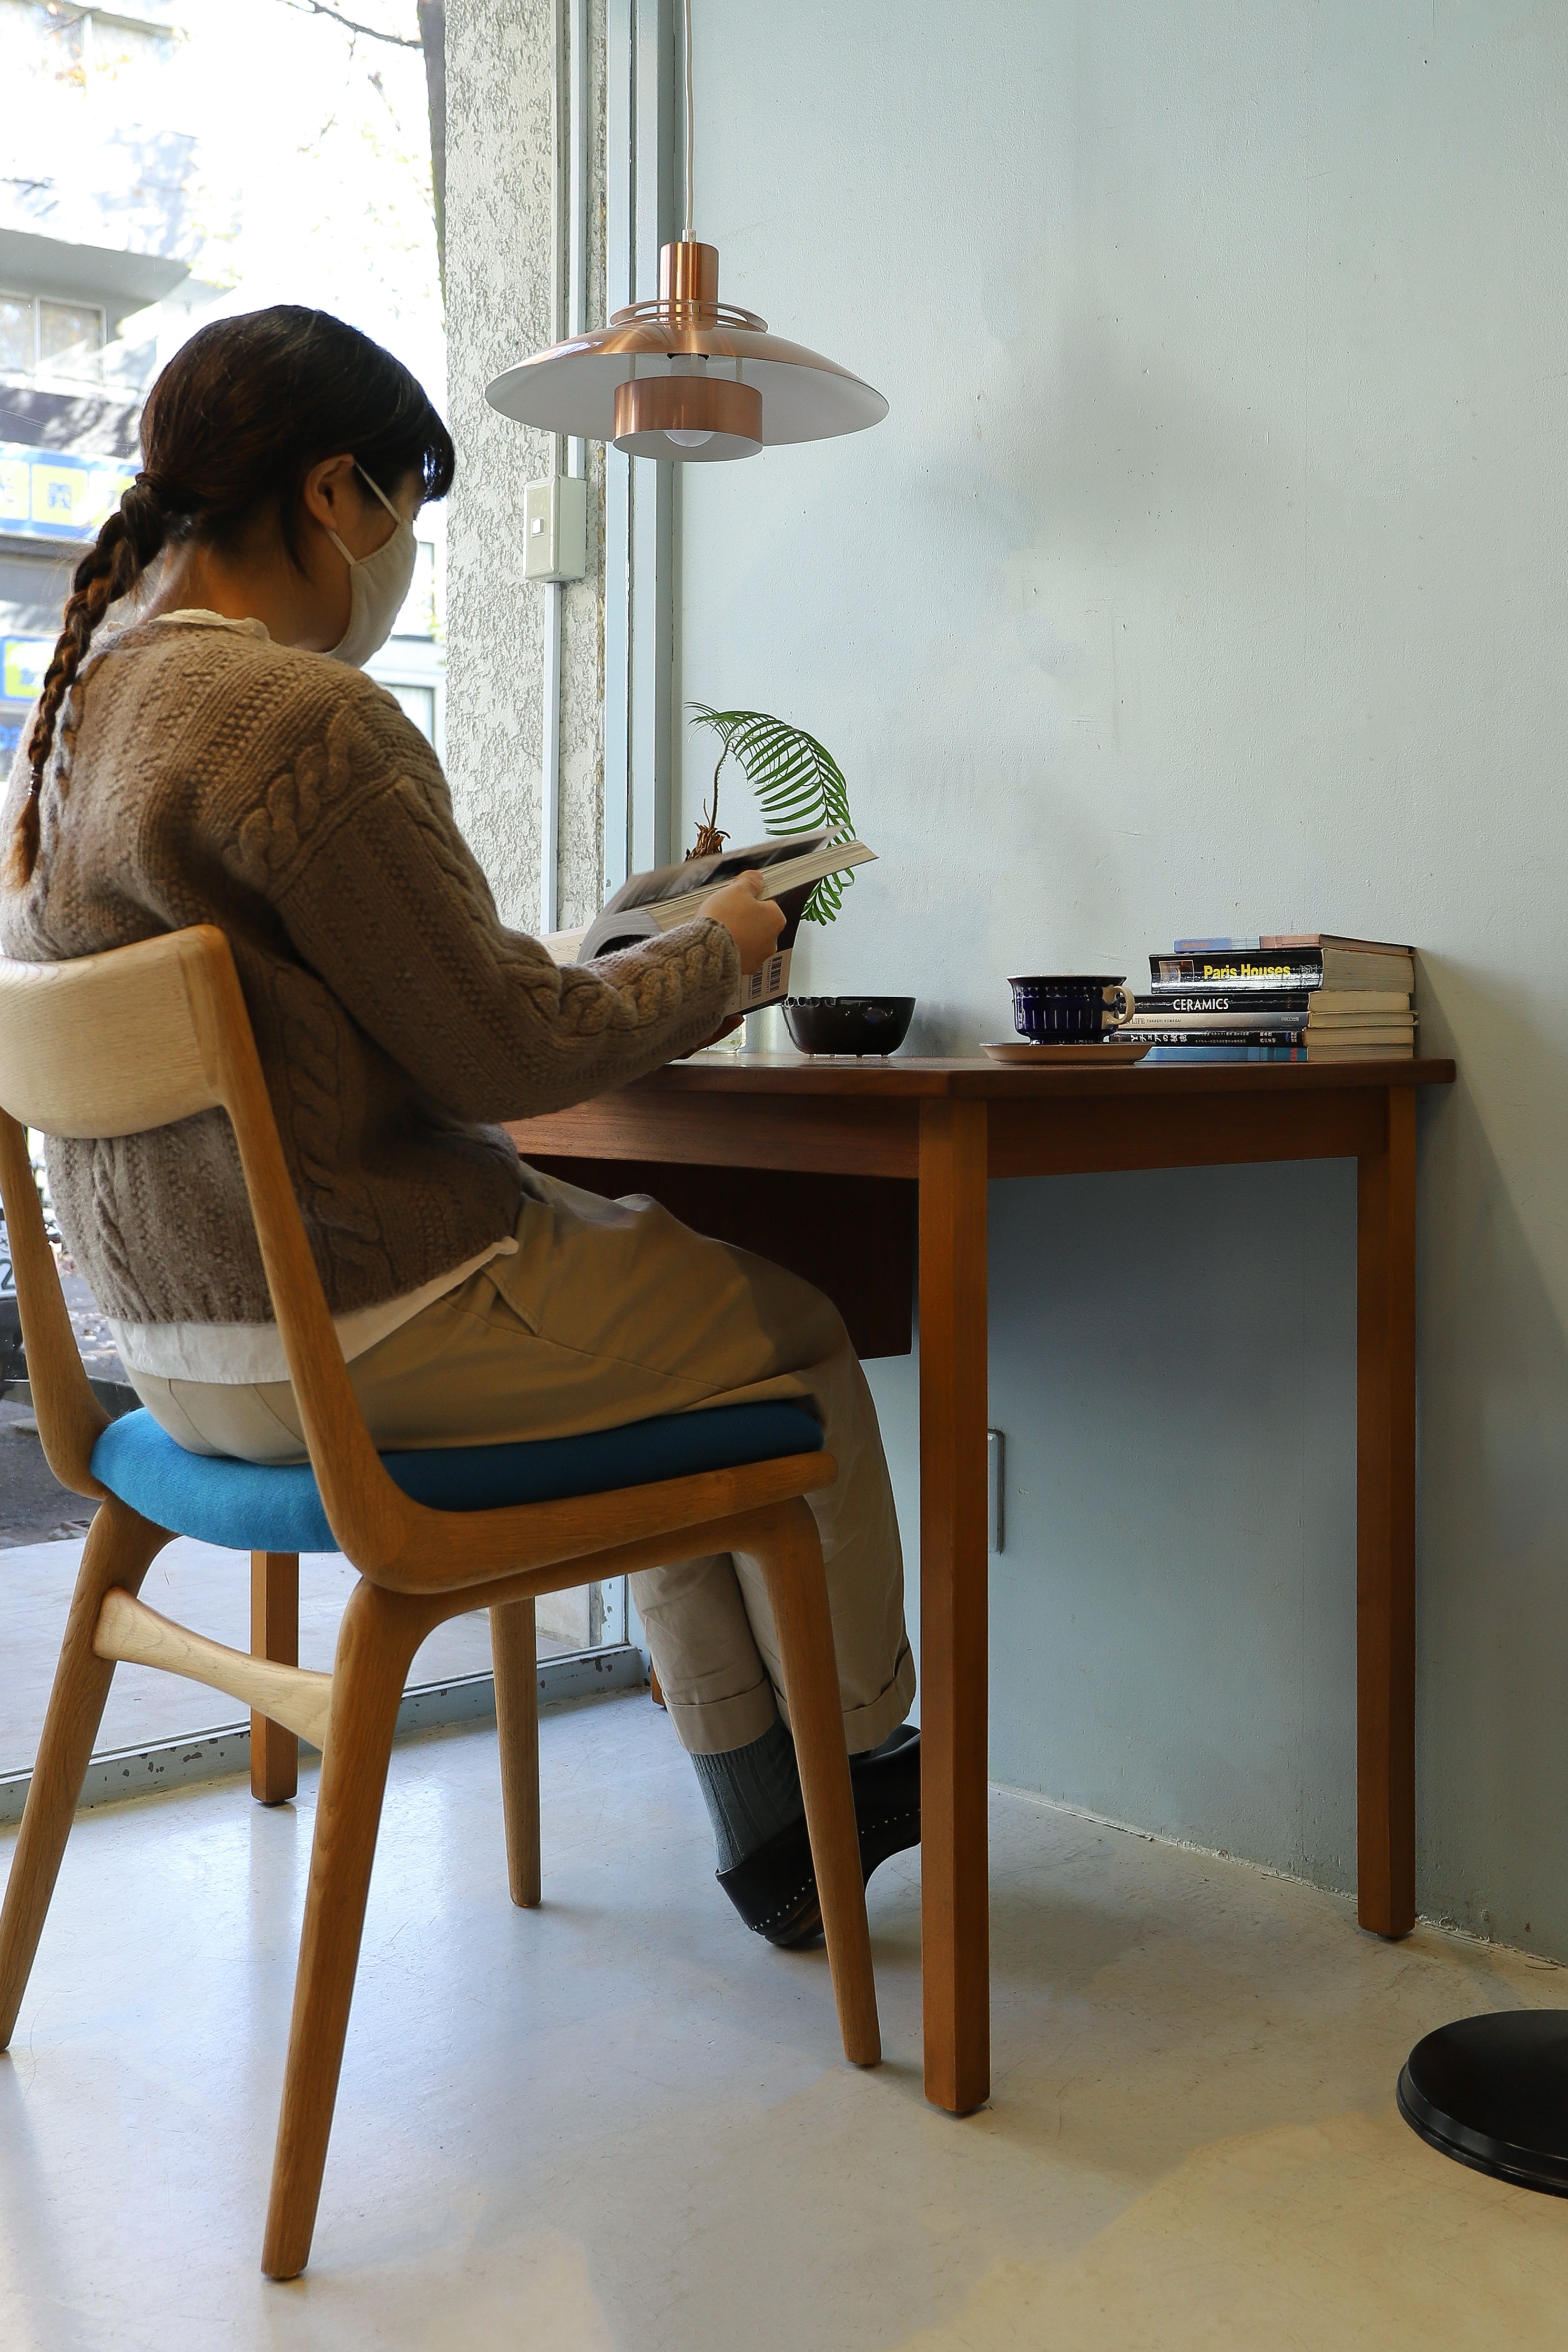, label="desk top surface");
[616,1052,1457,1102]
